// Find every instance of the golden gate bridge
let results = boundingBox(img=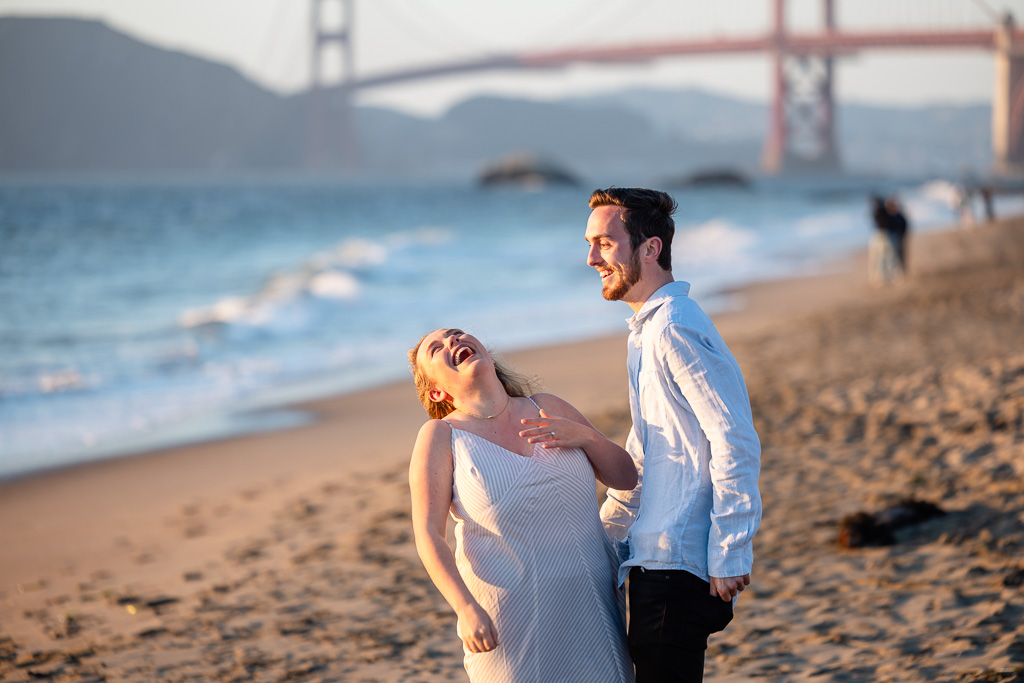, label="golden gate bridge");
[306,0,1024,175]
